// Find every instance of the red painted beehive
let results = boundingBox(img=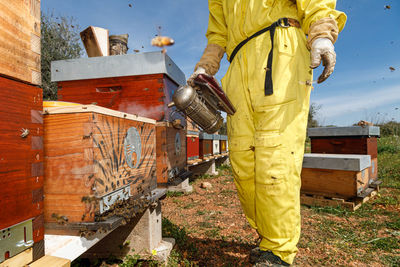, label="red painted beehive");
[0,76,44,262]
[187,131,200,161]
[51,52,186,125]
